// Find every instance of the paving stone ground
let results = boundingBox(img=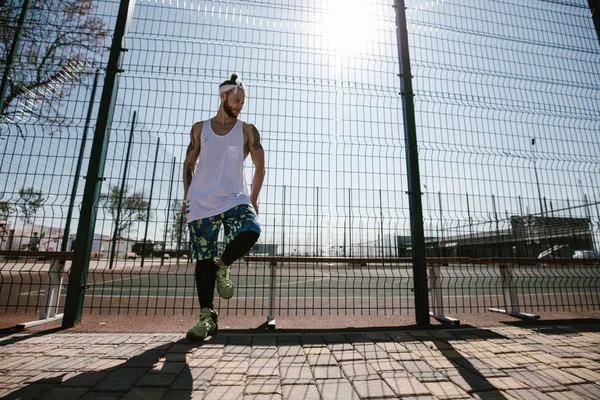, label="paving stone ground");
[1,324,600,399]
